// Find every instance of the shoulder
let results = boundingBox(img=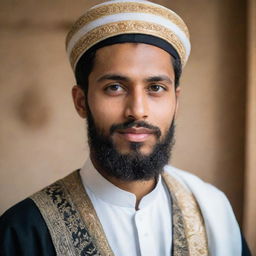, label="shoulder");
[163,165,227,201]
[163,165,245,255]
[1,198,43,227]
[164,164,213,186]
[0,198,55,255]
[163,165,233,218]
